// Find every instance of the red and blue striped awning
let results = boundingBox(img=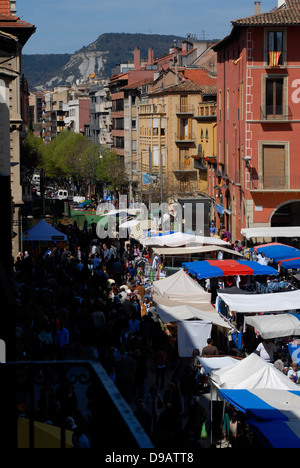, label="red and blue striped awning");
[182,259,278,280]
